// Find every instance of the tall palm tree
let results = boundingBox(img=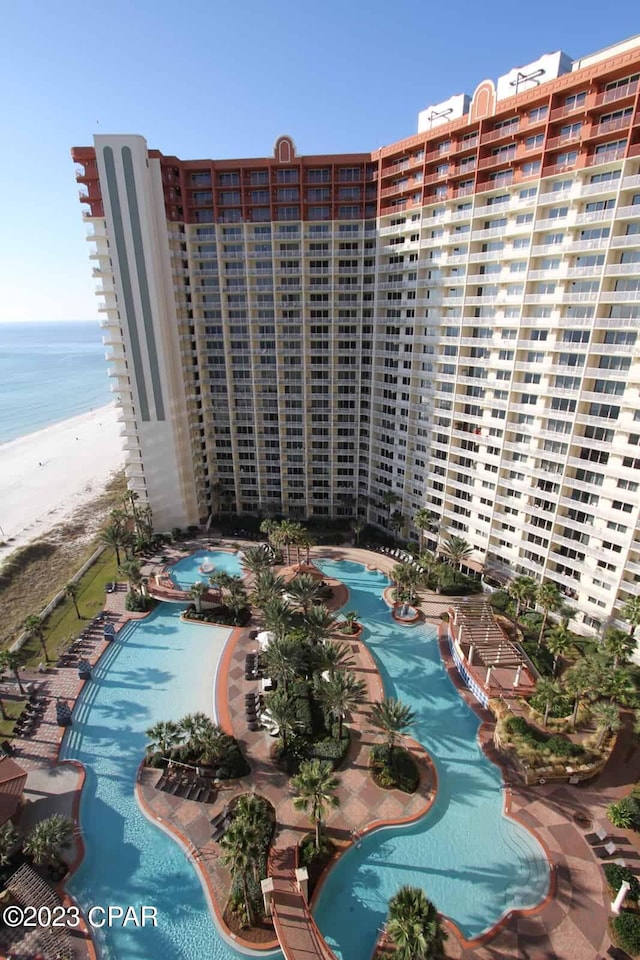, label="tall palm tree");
[145,720,183,758]
[64,582,82,619]
[546,623,571,676]
[391,563,421,604]
[99,523,125,566]
[507,575,538,620]
[0,650,26,695]
[24,815,74,869]
[592,702,621,749]
[353,520,365,546]
[286,573,323,615]
[319,639,356,676]
[536,581,563,648]
[389,510,405,538]
[189,581,207,613]
[606,667,636,706]
[241,545,271,577]
[622,596,640,640]
[219,819,260,925]
[603,628,636,669]
[534,677,563,727]
[414,508,438,550]
[338,611,360,636]
[263,637,302,694]
[303,603,336,646]
[439,535,473,571]
[387,885,446,960]
[317,670,366,740]
[370,697,416,764]
[291,759,341,852]
[563,660,593,728]
[387,915,429,960]
[265,692,300,751]
[119,558,143,595]
[262,597,293,641]
[381,490,400,523]
[178,712,218,749]
[250,570,287,611]
[23,614,49,662]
